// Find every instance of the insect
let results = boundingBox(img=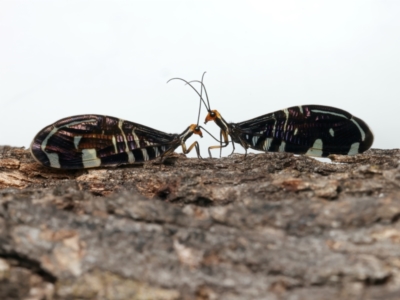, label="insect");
[30,115,204,169]
[169,77,374,158]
